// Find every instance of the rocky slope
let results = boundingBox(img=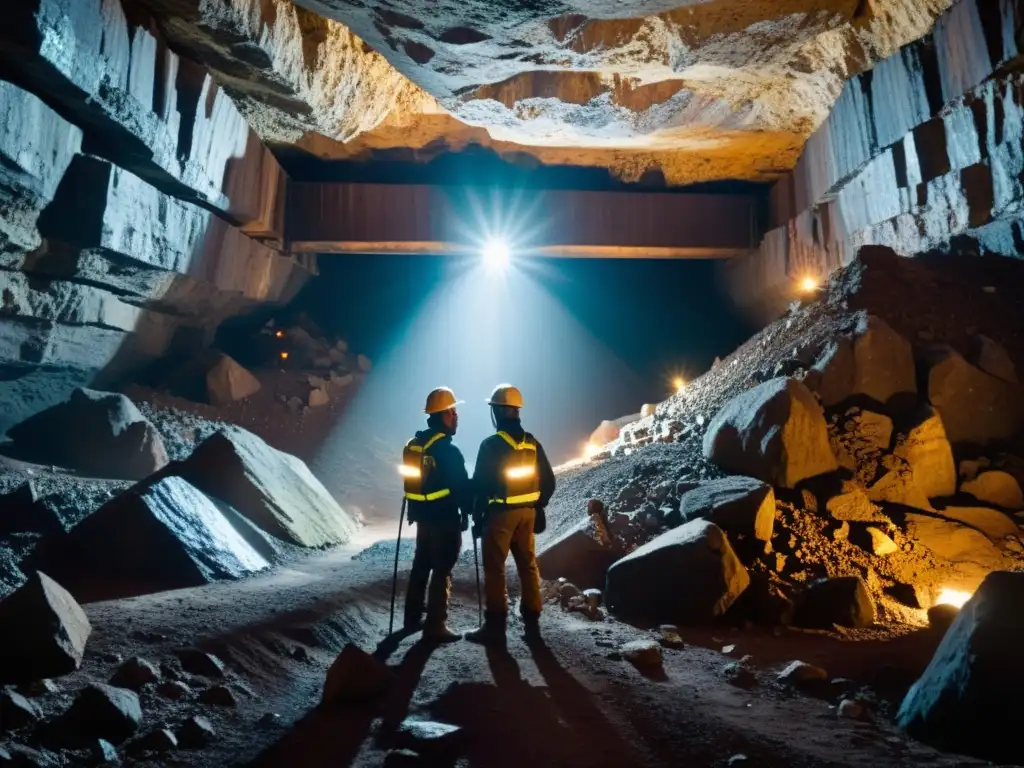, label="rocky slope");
[140,0,950,184]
